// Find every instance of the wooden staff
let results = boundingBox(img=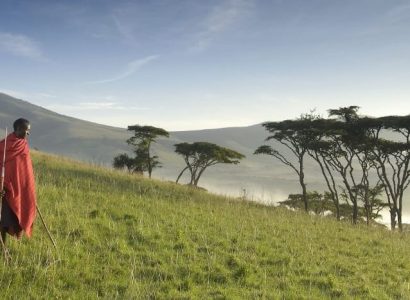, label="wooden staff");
[36,204,57,249]
[0,128,10,262]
